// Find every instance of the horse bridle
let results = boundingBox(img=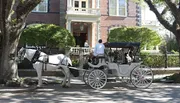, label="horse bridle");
[18,48,26,63]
